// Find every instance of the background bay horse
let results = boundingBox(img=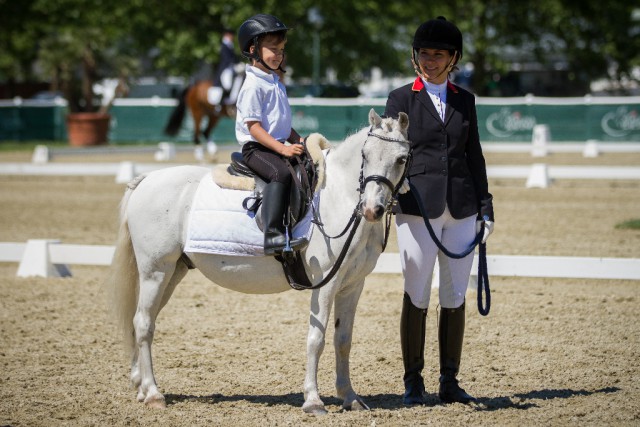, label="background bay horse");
[164,80,235,146]
[107,109,410,414]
